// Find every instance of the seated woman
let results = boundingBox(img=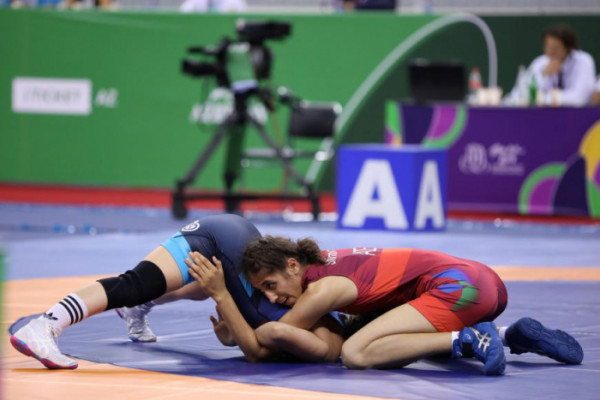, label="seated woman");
[188,235,584,375]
